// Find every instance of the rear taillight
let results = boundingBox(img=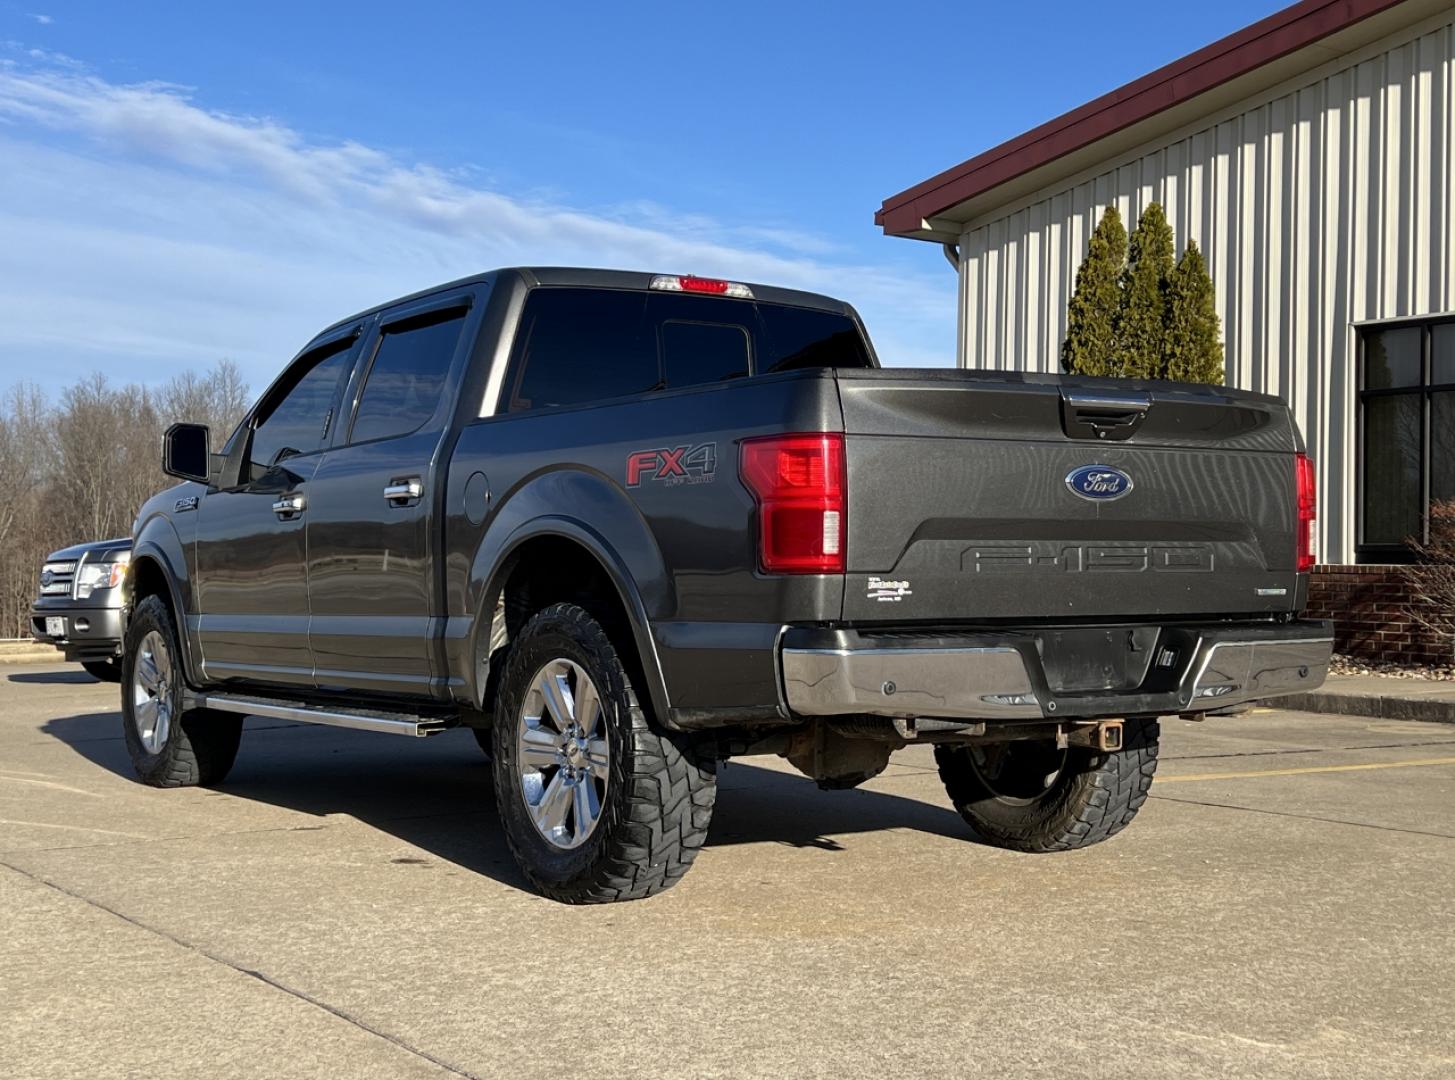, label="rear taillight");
[1296,451,1316,573]
[740,433,845,574]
